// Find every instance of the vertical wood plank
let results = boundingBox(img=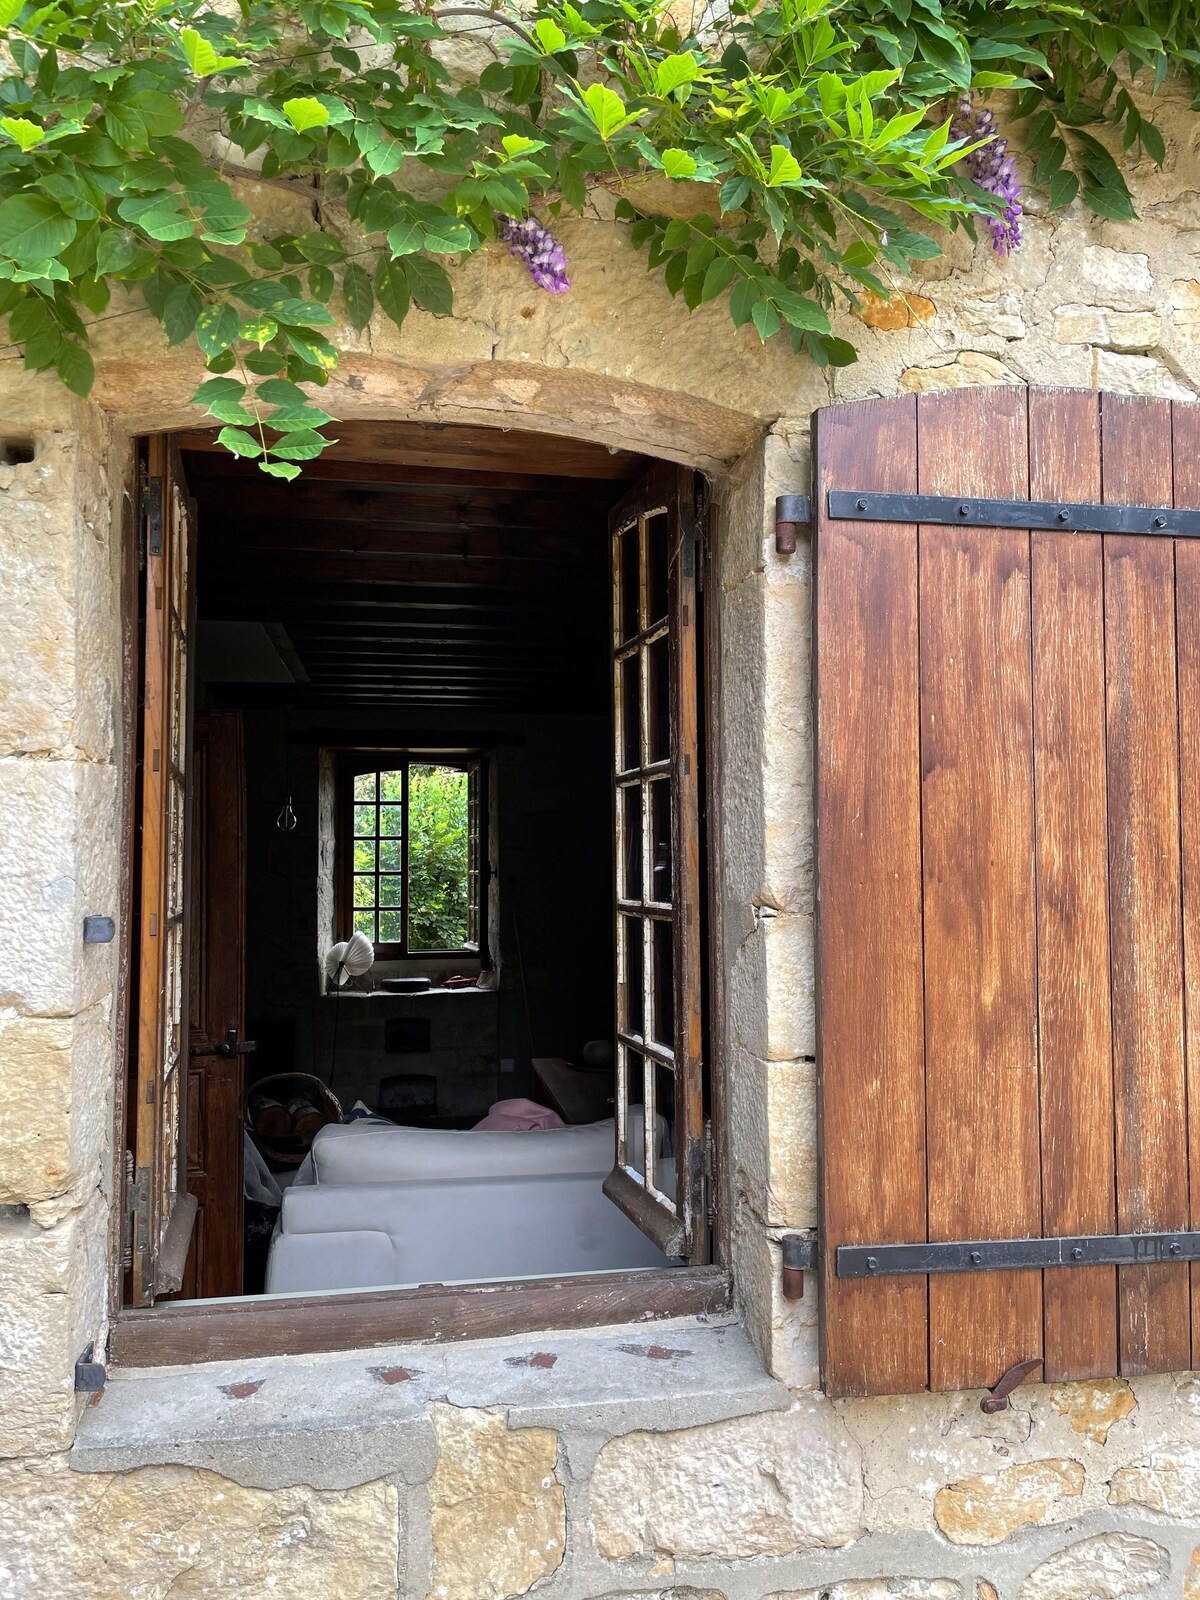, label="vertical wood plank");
[1028,390,1119,1379]
[1170,402,1200,1370]
[1102,393,1190,1376]
[919,387,1042,1393]
[816,394,928,1397]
